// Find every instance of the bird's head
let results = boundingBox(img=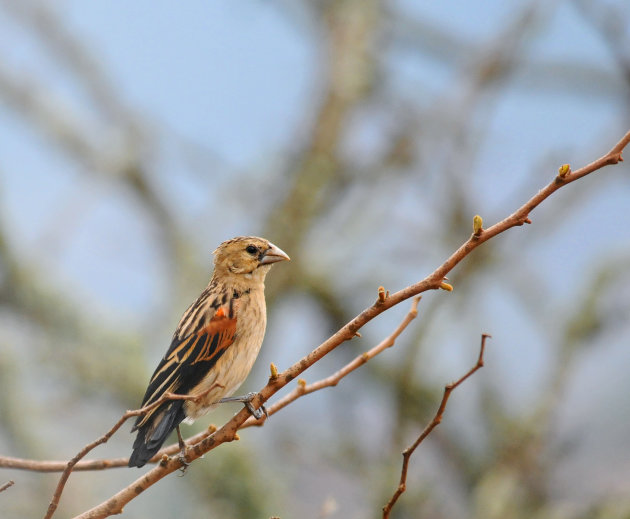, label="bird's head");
[212,236,290,283]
